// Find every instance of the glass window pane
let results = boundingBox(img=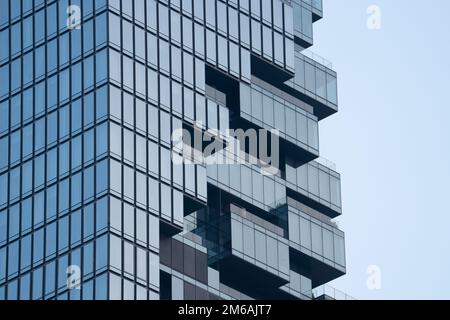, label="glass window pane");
[300,217,311,250]
[136,209,147,247]
[316,69,326,98]
[305,62,315,93]
[311,223,323,255]
[243,224,255,257]
[327,73,338,104]
[266,235,278,269]
[330,176,341,207]
[334,234,345,266]
[289,212,300,244]
[319,170,331,201]
[231,218,243,252]
[161,183,172,220]
[255,230,266,264]
[323,229,334,261]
